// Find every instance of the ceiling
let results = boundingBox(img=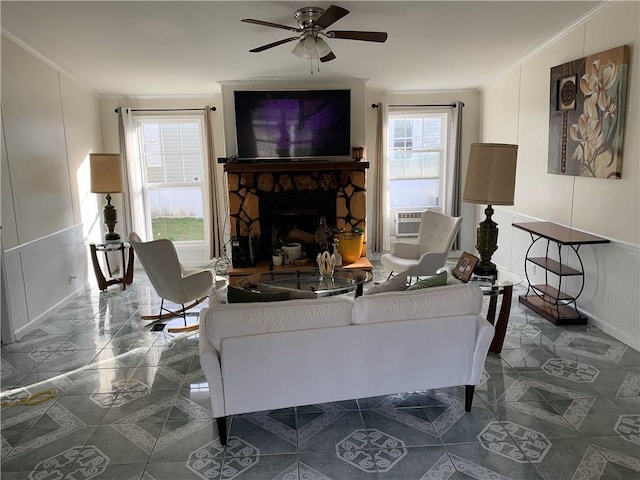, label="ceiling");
[1,1,603,97]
